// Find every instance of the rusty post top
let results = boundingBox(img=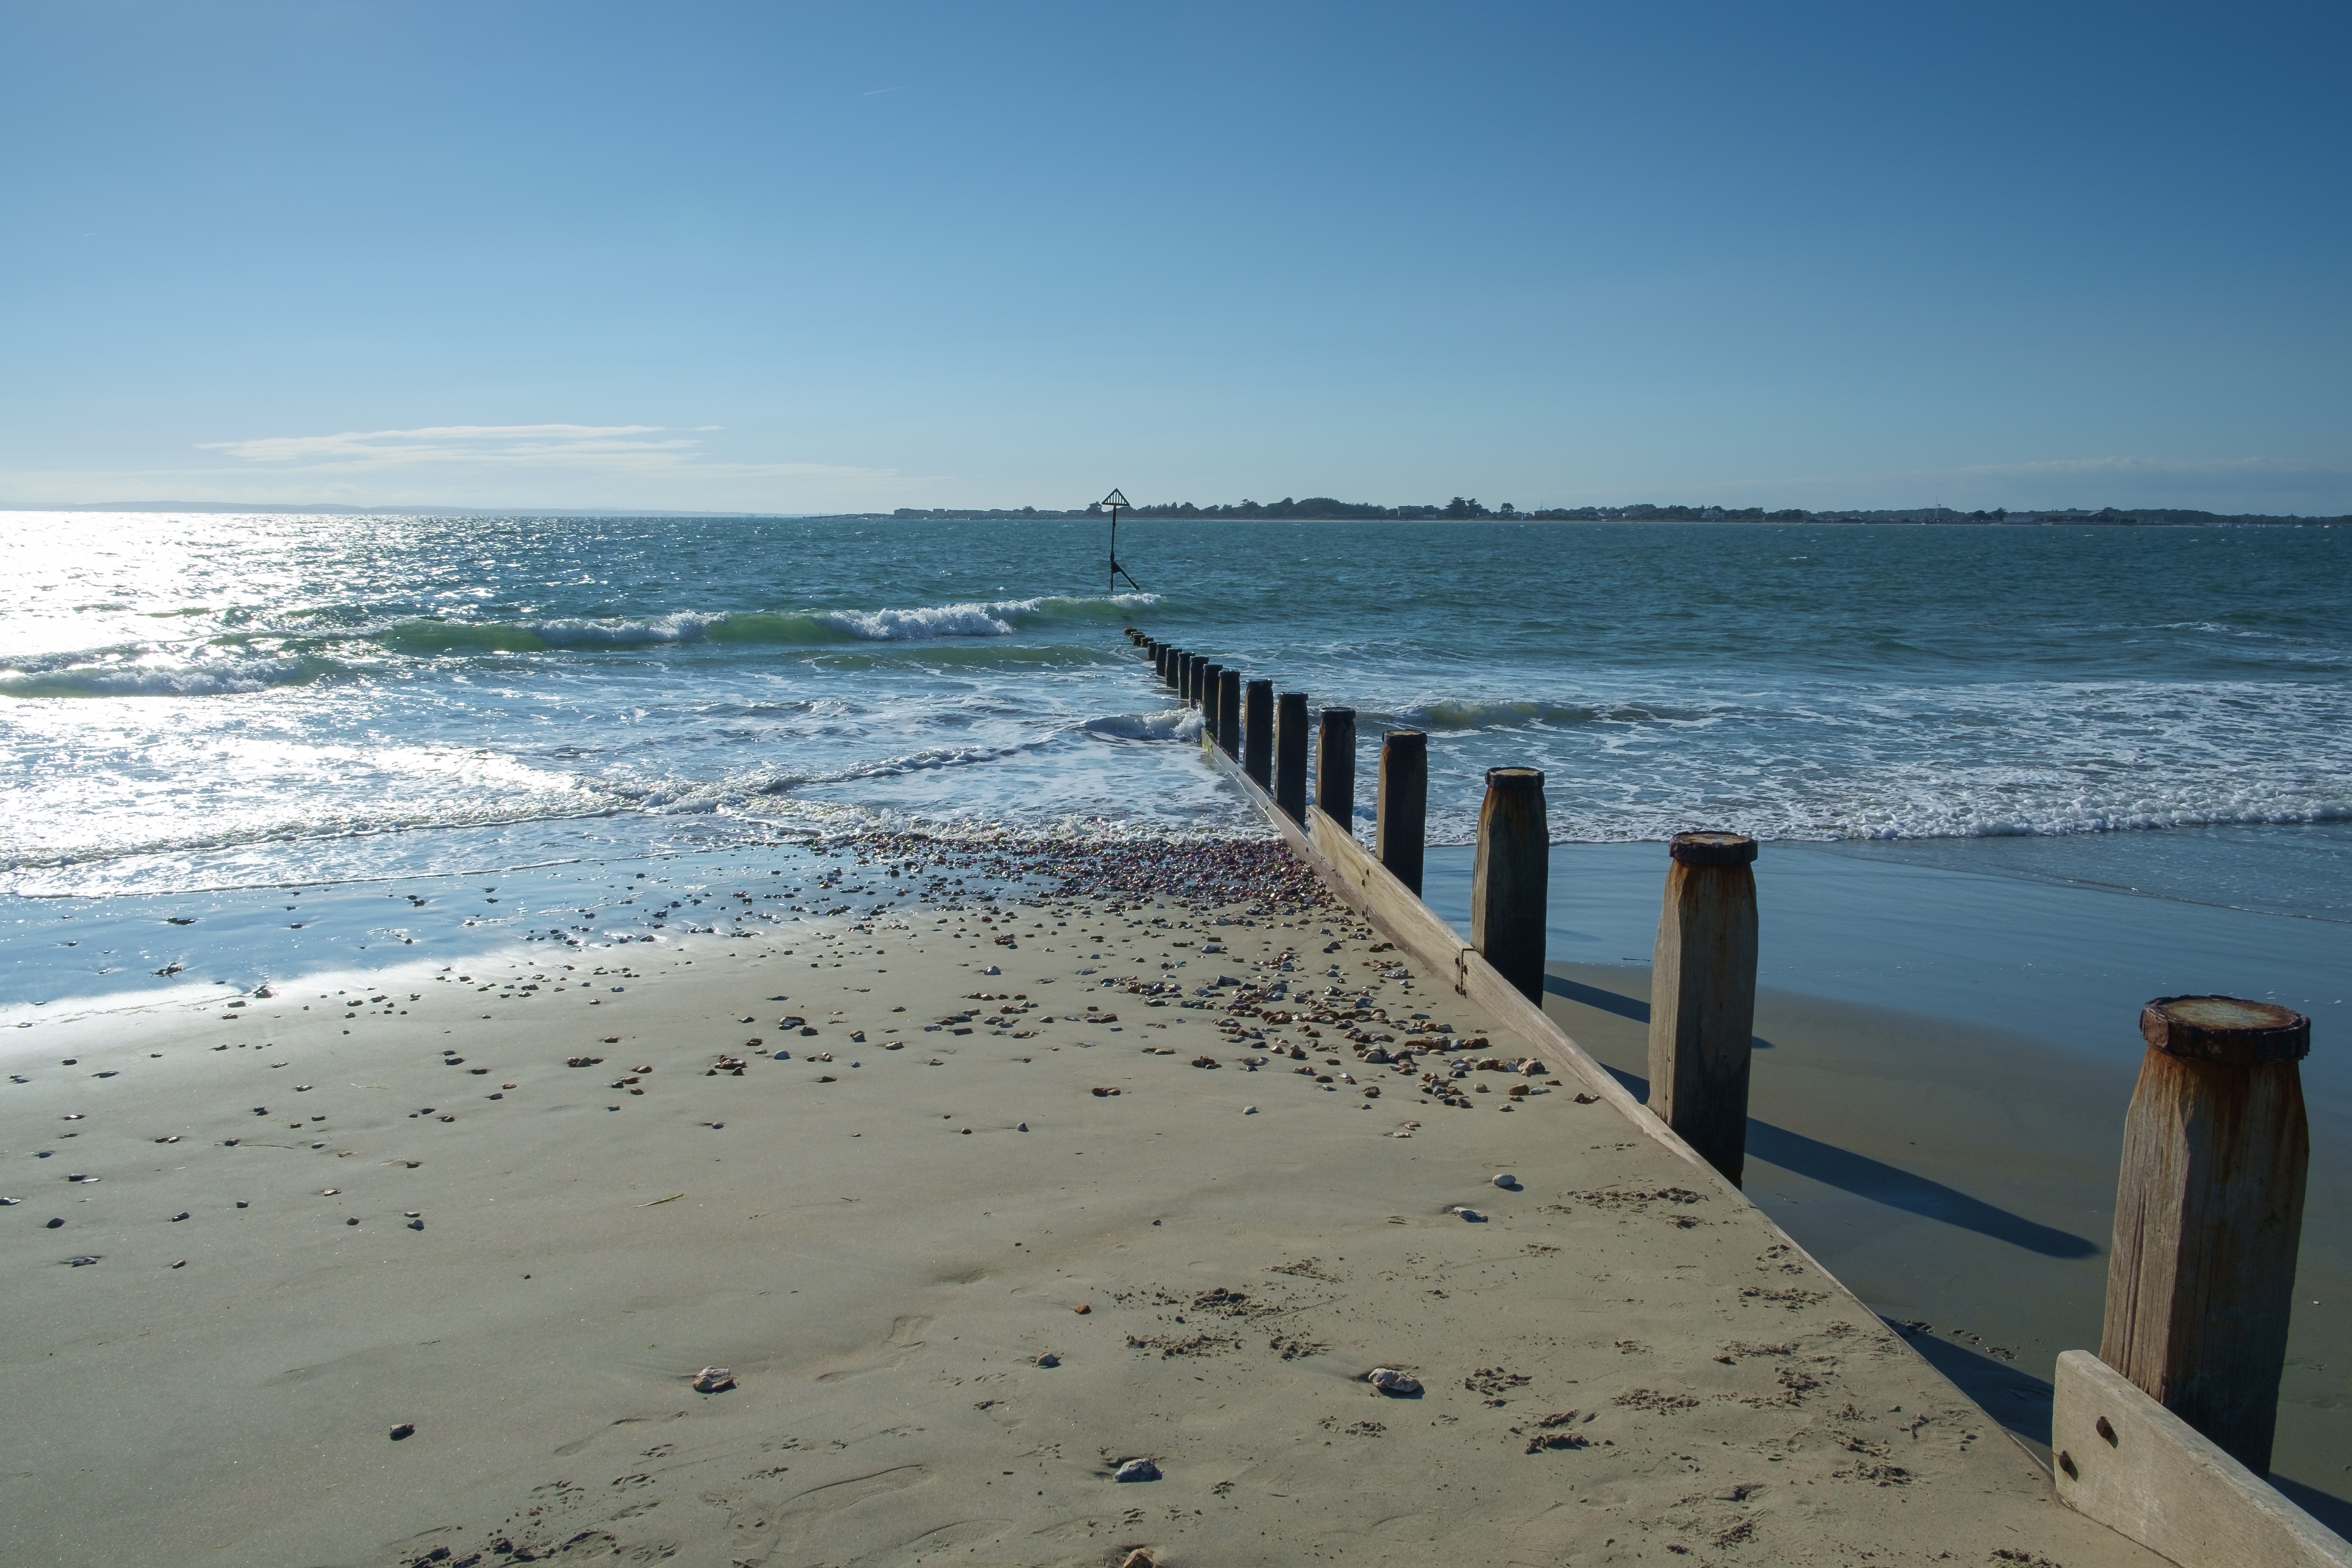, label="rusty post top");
[2141,995,2310,1065]
[1483,767,1545,788]
[1382,727,1426,743]
[1669,831,1758,866]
